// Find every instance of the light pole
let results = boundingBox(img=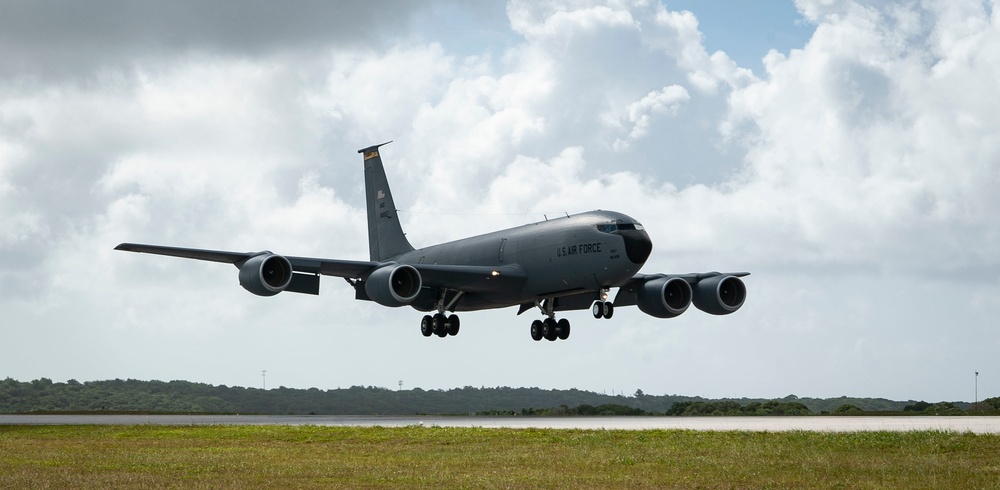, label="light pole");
[262,370,267,391]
